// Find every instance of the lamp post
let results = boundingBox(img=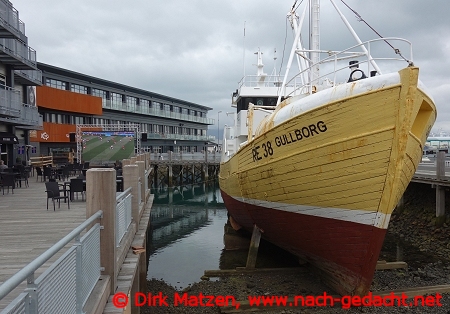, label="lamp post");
[217,110,222,150]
